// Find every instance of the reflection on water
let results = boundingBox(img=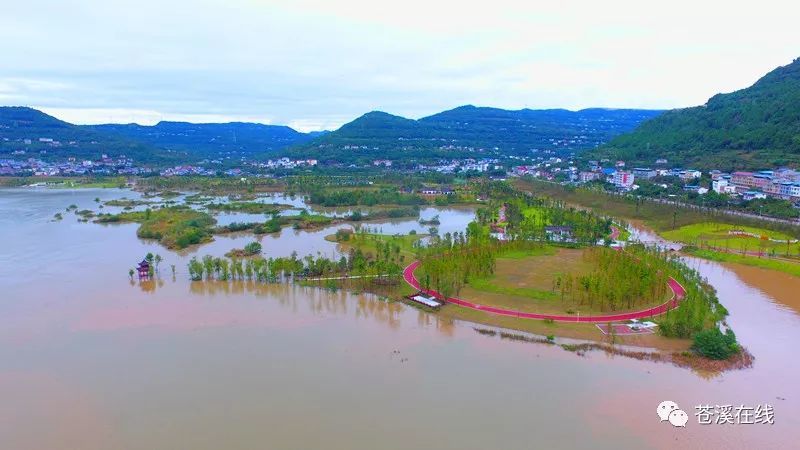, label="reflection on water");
[0,188,799,449]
